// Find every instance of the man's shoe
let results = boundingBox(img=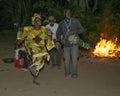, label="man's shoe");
[64,72,71,77]
[71,74,78,78]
